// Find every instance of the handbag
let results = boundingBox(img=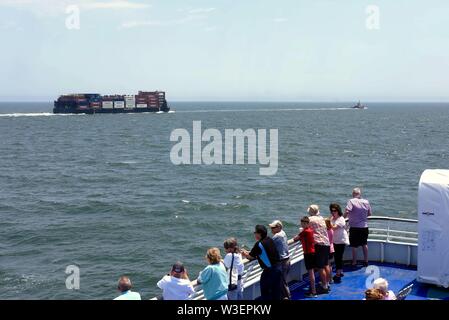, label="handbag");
[228,253,238,291]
